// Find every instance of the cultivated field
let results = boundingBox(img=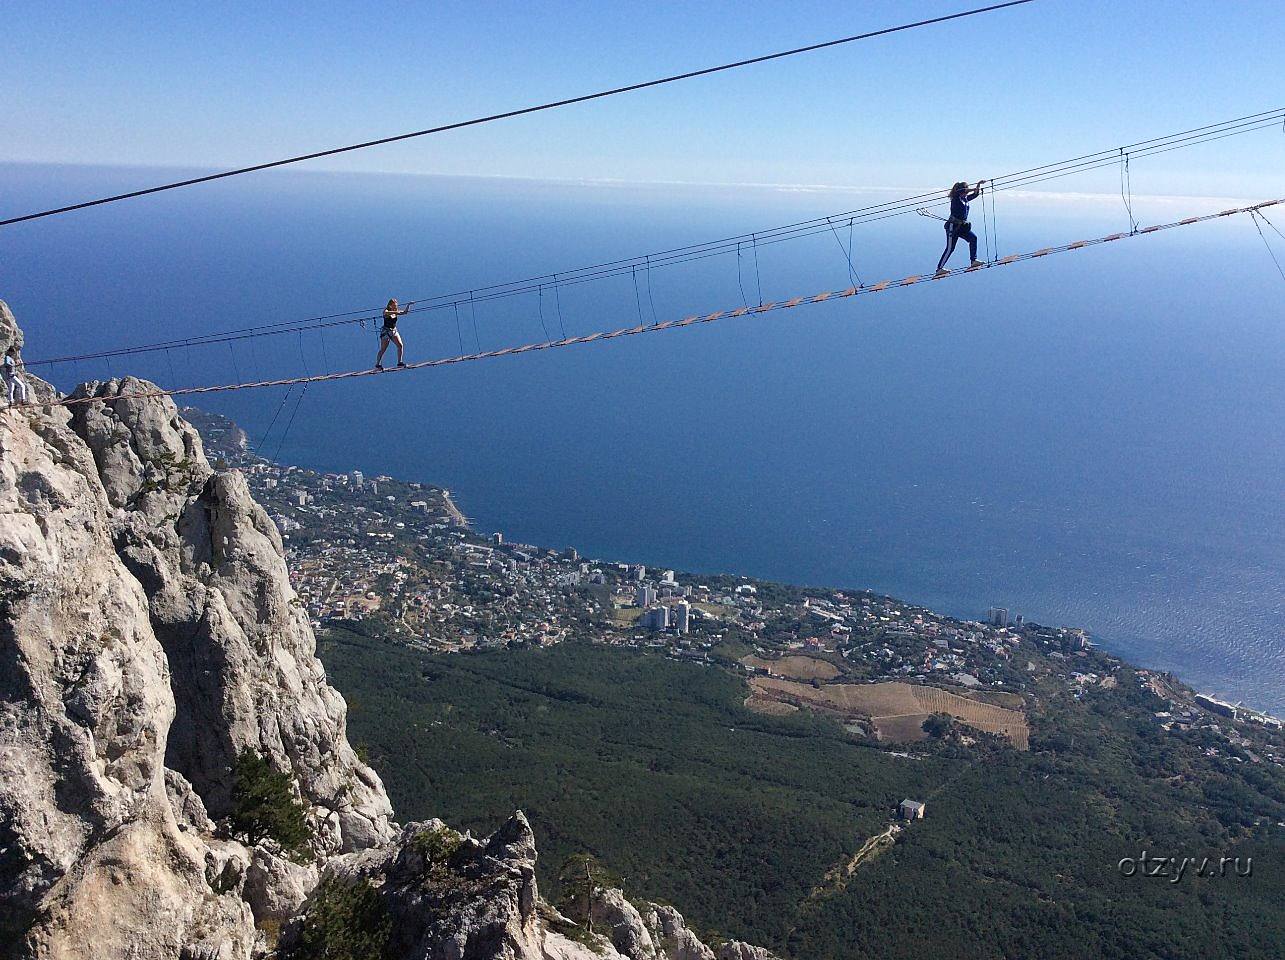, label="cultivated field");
[743,694,799,716]
[749,677,1029,749]
[741,654,841,681]
[610,606,643,626]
